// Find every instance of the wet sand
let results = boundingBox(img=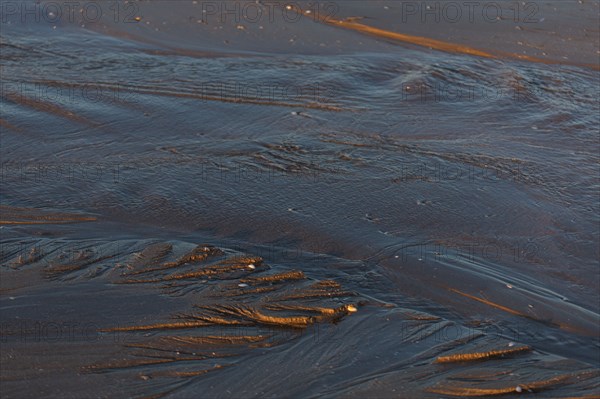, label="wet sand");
[1,1,599,398]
